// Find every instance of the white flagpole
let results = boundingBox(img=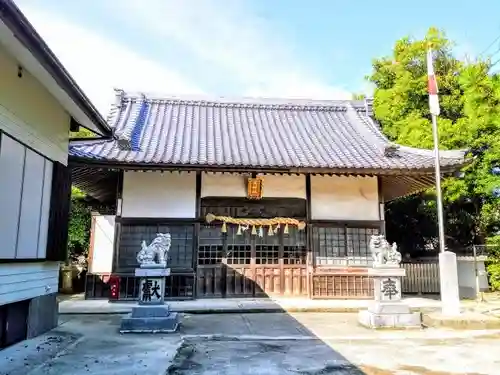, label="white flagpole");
[431,113,446,254]
[428,47,461,315]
